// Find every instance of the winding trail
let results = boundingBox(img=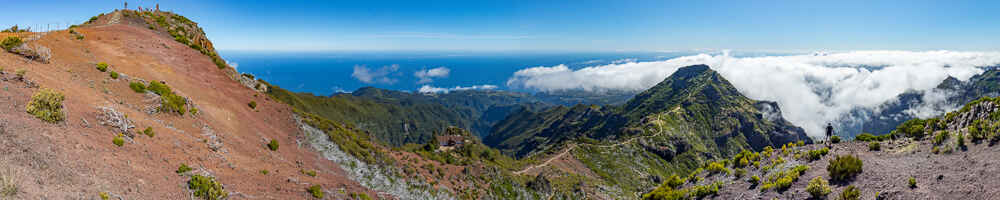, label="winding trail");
[513,107,679,175]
